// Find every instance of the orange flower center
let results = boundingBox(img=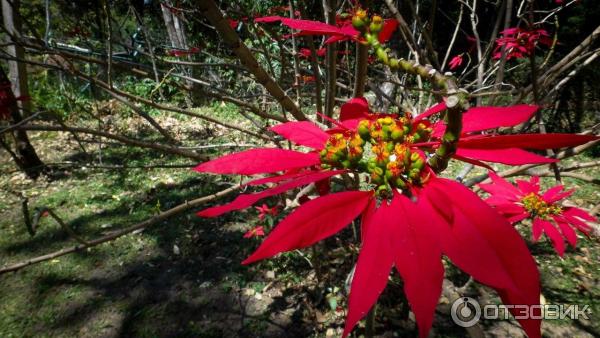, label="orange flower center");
[521,192,561,218]
[319,114,432,194]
